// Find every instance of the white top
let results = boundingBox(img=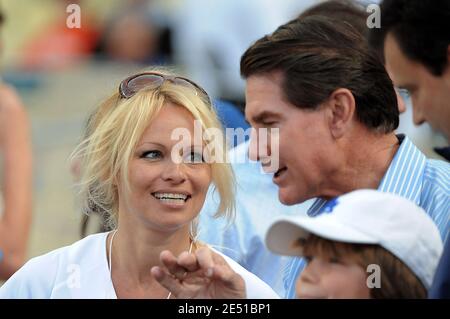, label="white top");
[0,232,279,299]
